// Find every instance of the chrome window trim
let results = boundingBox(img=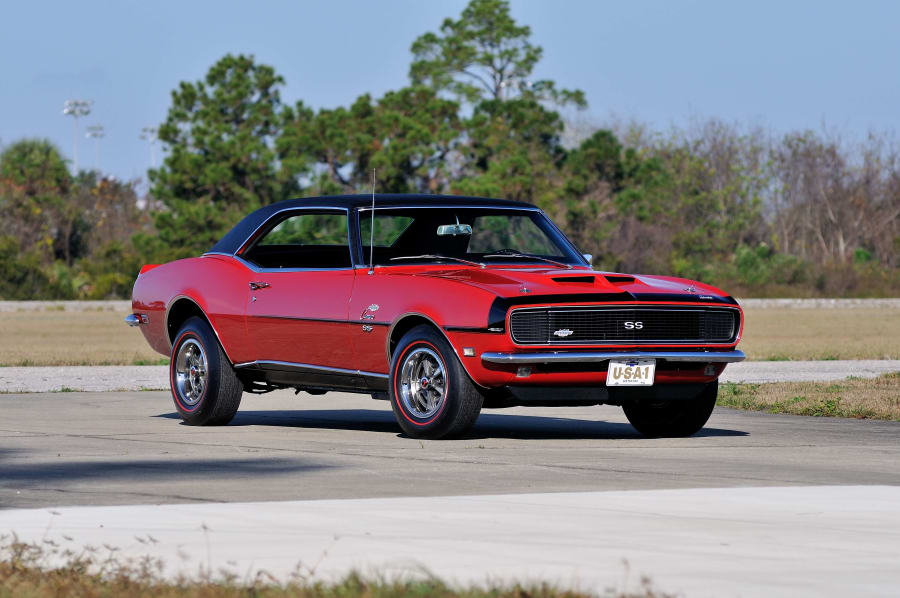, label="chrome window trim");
[231,254,356,274]
[507,304,742,347]
[356,205,542,212]
[353,204,585,269]
[238,205,351,255]
[206,206,354,272]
